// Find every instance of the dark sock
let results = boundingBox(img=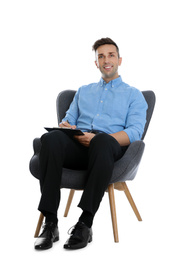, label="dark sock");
[43,211,58,225]
[79,211,94,228]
